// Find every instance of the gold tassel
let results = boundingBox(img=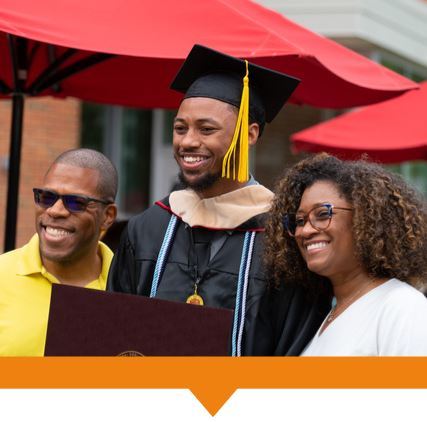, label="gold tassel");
[222,60,249,183]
